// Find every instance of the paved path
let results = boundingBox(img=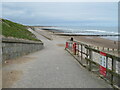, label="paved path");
[3,28,111,88]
